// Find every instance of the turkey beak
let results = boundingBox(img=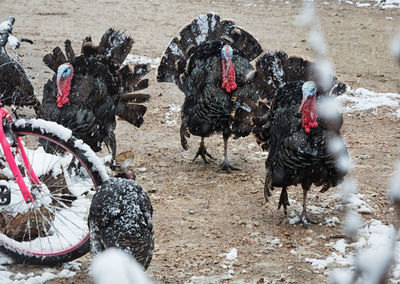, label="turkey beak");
[56,74,62,94]
[224,58,232,77]
[298,96,307,113]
